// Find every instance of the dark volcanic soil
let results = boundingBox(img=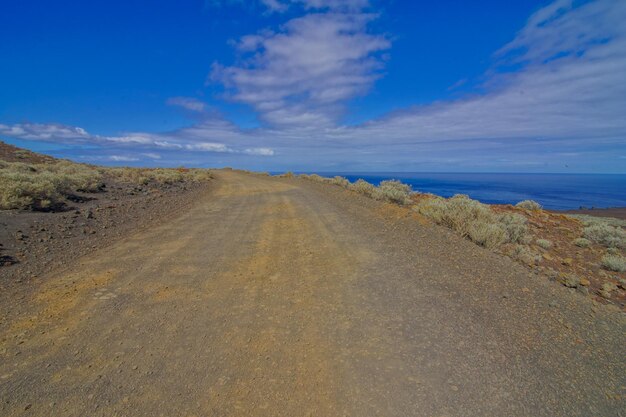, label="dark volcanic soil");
[0,177,212,301]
